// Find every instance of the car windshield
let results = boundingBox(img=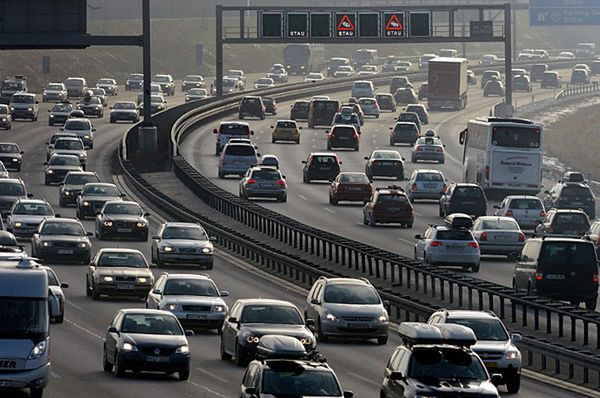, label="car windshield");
[509,198,542,209]
[0,182,24,196]
[154,76,170,83]
[448,319,509,341]
[334,114,358,124]
[65,174,98,185]
[163,279,218,296]
[220,123,250,135]
[13,203,53,215]
[339,174,369,183]
[91,89,104,95]
[46,84,64,90]
[0,107,7,115]
[338,66,352,72]
[240,304,304,325]
[120,314,183,335]
[51,104,72,112]
[49,156,80,166]
[394,124,417,132]
[307,73,322,79]
[416,137,442,146]
[323,284,380,304]
[408,347,488,381]
[64,120,91,130]
[114,102,136,110]
[224,145,255,156]
[186,76,203,82]
[150,96,164,103]
[11,95,33,104]
[359,99,376,105]
[189,89,207,95]
[436,230,473,241]
[276,121,296,129]
[262,368,342,396]
[377,194,409,204]
[252,170,282,180]
[82,185,119,196]
[79,97,101,105]
[98,79,114,85]
[103,203,142,215]
[54,140,83,150]
[128,74,143,80]
[0,144,19,153]
[162,226,208,240]
[372,151,401,160]
[2,82,22,91]
[256,79,272,84]
[97,252,146,268]
[0,299,47,337]
[479,219,519,230]
[41,221,84,236]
